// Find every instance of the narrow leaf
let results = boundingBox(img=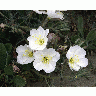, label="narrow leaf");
[0,43,6,70]
[77,16,84,37]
